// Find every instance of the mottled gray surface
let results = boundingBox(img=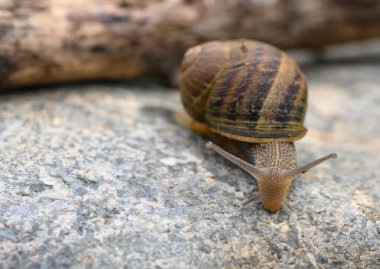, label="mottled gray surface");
[0,62,379,268]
